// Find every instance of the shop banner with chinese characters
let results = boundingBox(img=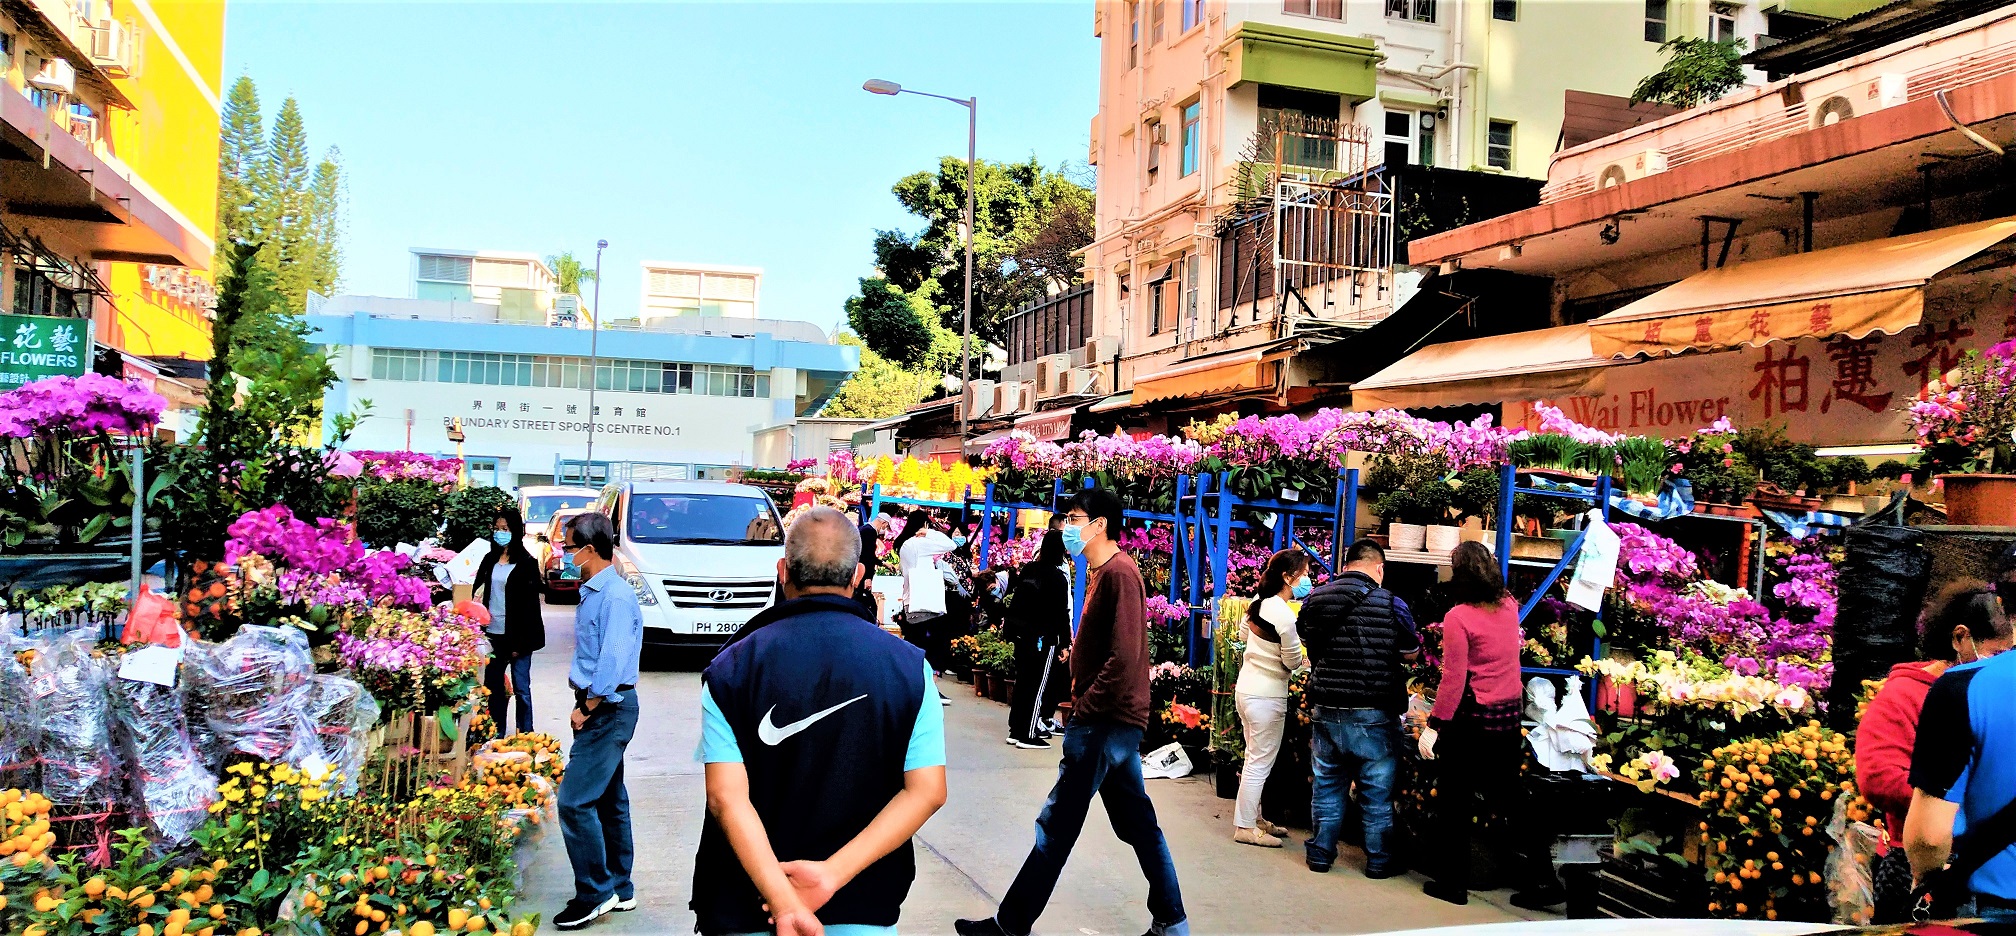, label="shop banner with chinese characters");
[0,312,88,389]
[1509,274,2014,446]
